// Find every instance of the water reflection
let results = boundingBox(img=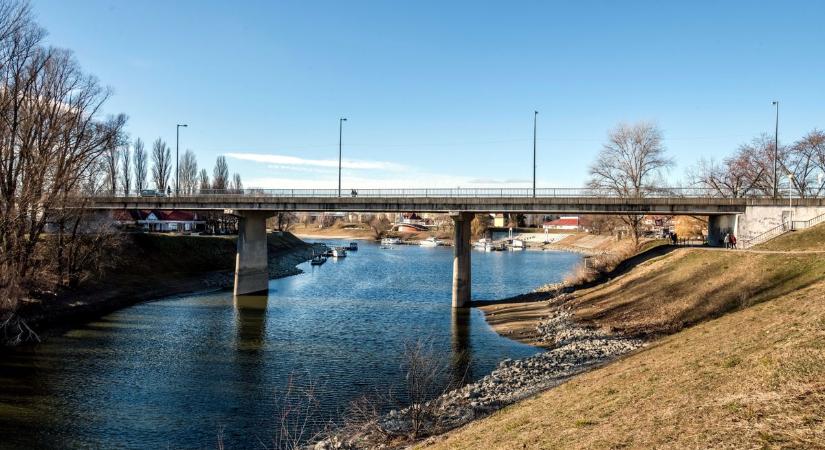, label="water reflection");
[0,241,580,448]
[234,294,268,352]
[450,308,472,386]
